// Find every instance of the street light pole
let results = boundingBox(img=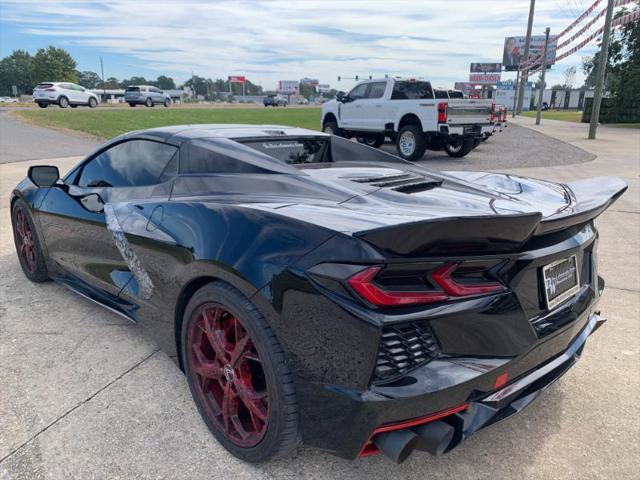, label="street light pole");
[588,0,615,139]
[517,0,536,115]
[100,56,105,102]
[512,69,520,118]
[536,27,551,125]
